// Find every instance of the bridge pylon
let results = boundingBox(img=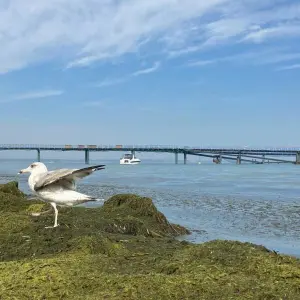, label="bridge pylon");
[85,149,90,164]
[296,152,300,164]
[213,155,222,164]
[37,149,41,162]
[175,152,178,164]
